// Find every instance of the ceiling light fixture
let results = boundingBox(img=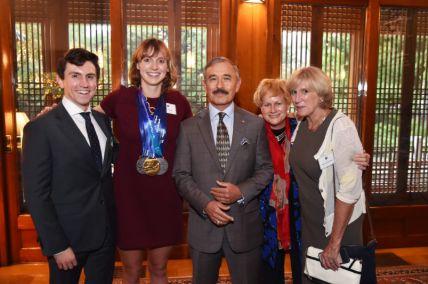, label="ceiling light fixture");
[242,0,265,3]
